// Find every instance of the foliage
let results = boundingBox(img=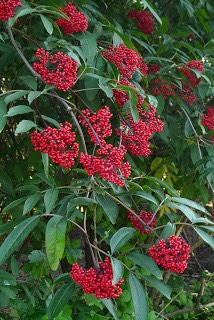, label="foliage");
[0,0,214,319]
